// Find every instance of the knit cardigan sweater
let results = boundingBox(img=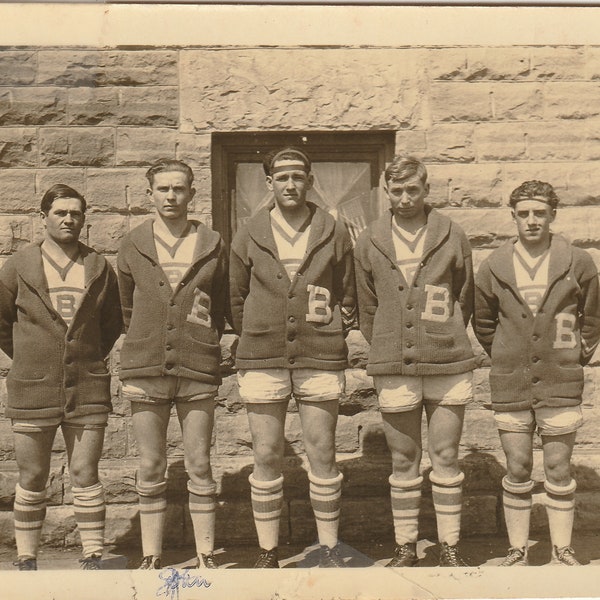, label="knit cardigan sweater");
[0,242,122,419]
[117,219,227,384]
[230,203,356,371]
[354,207,476,376]
[474,235,600,411]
